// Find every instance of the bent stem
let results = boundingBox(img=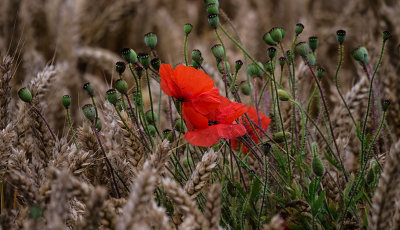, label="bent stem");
[32,106,57,141]
[124,93,151,147]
